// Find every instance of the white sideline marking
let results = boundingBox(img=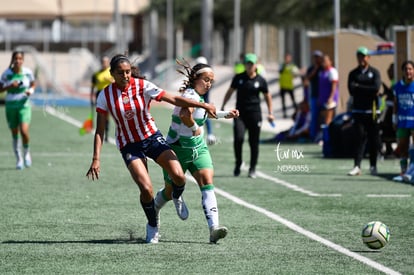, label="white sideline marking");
[44,106,116,145]
[44,105,83,128]
[255,170,342,197]
[213,187,402,275]
[367,194,412,198]
[47,106,401,274]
